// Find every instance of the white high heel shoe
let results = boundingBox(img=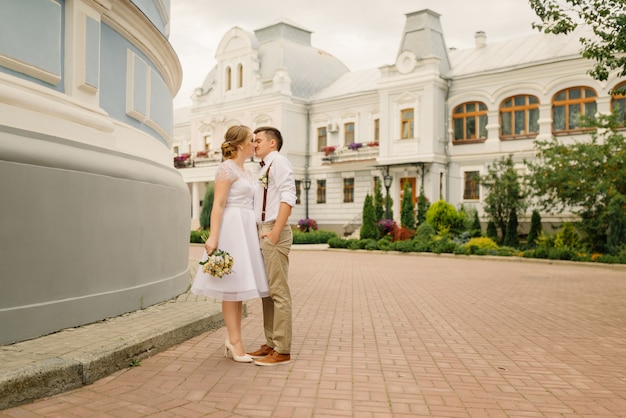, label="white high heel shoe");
[224,339,253,363]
